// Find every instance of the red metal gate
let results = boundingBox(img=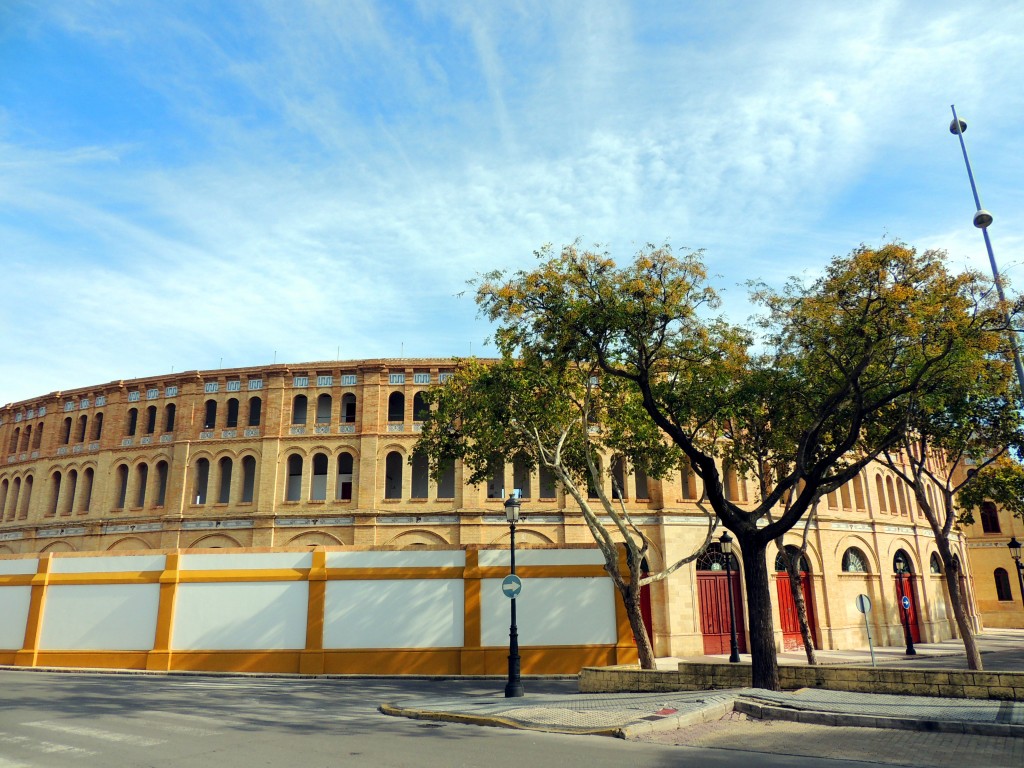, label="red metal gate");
[776,572,818,651]
[697,571,747,655]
